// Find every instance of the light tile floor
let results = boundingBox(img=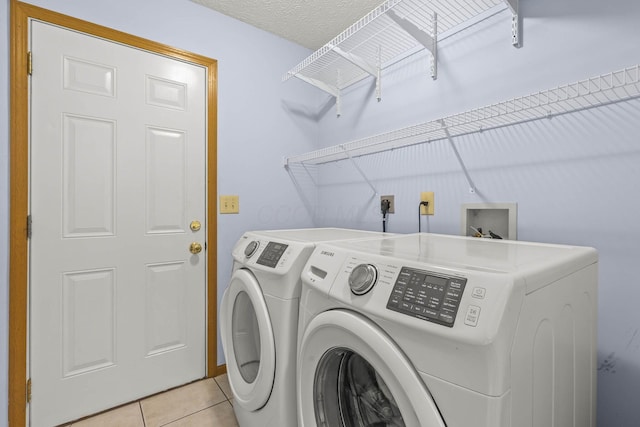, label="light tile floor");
[62,374,238,427]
